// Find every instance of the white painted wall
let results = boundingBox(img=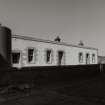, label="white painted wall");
[12,37,98,68]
